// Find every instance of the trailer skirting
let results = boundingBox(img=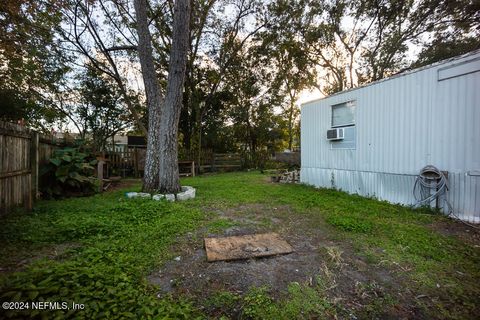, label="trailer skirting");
[300,167,480,223]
